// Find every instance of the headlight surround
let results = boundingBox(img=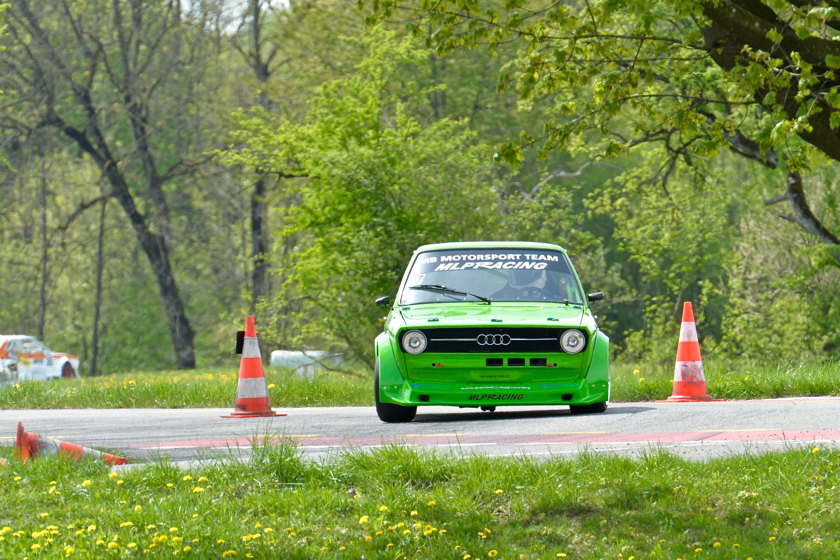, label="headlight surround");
[401,330,428,355]
[560,329,586,354]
